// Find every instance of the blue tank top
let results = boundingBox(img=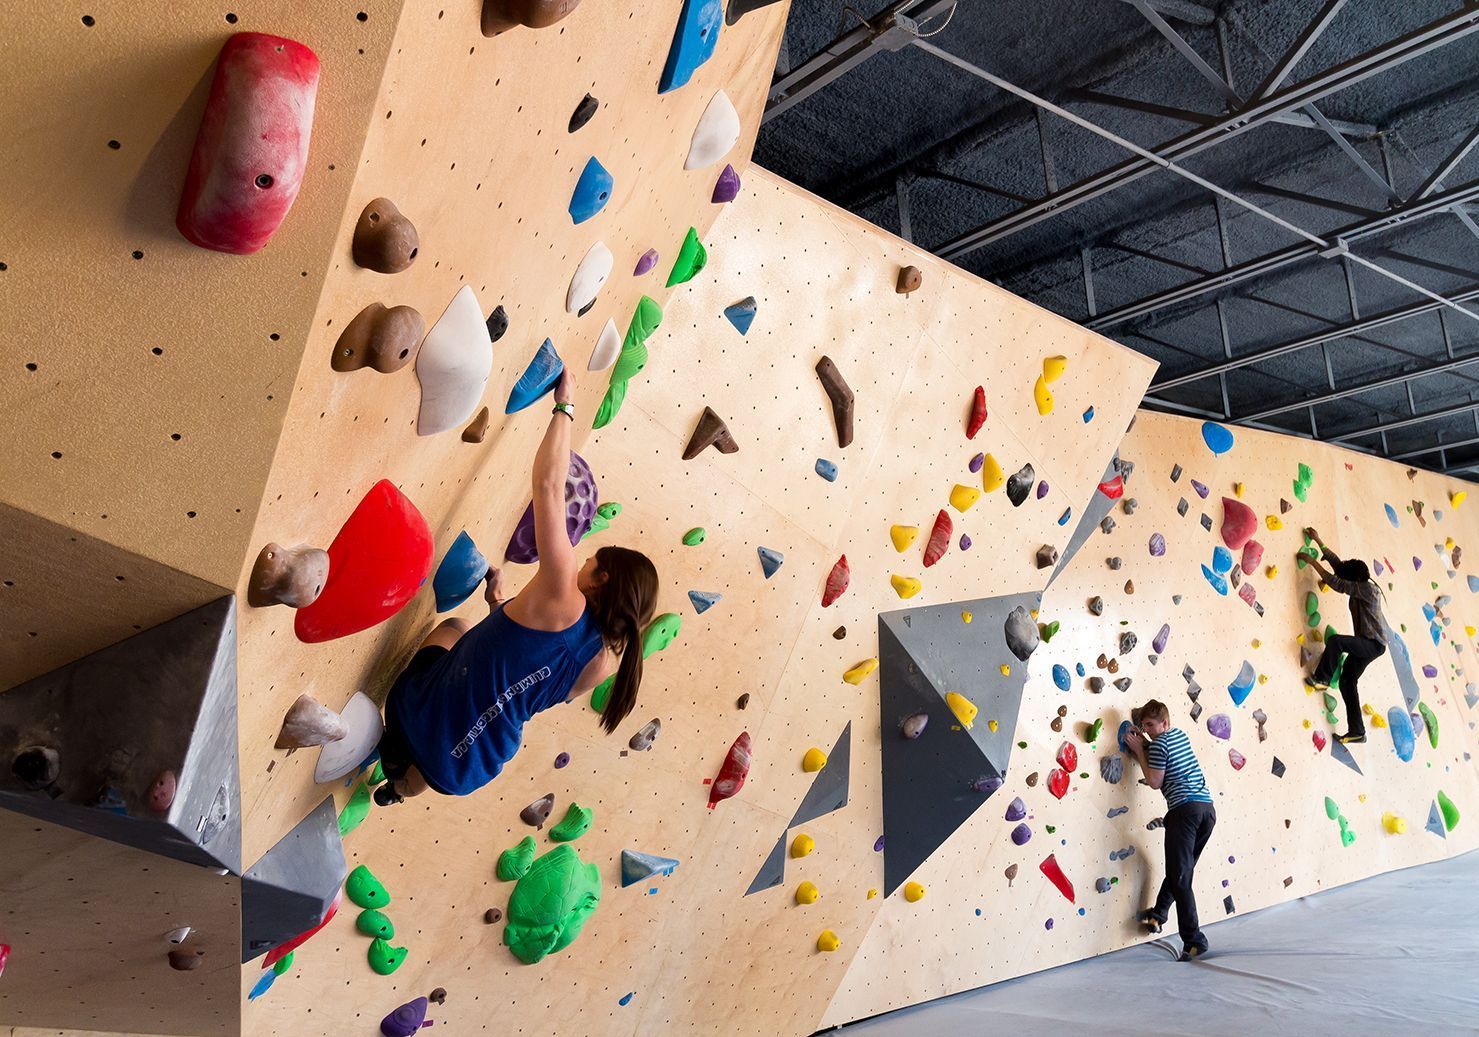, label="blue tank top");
[390,604,605,795]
